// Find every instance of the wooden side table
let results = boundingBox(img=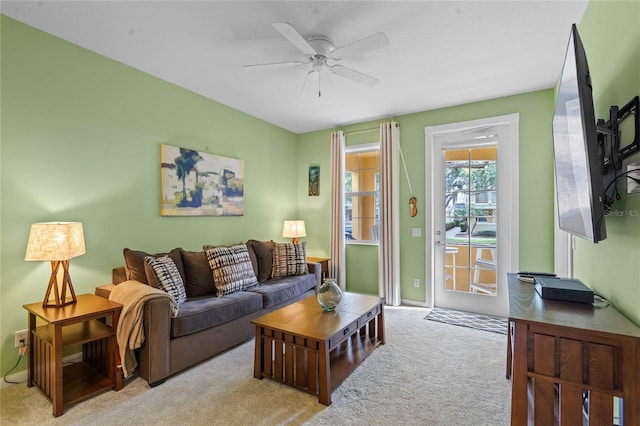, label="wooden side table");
[307,256,330,279]
[24,294,123,417]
